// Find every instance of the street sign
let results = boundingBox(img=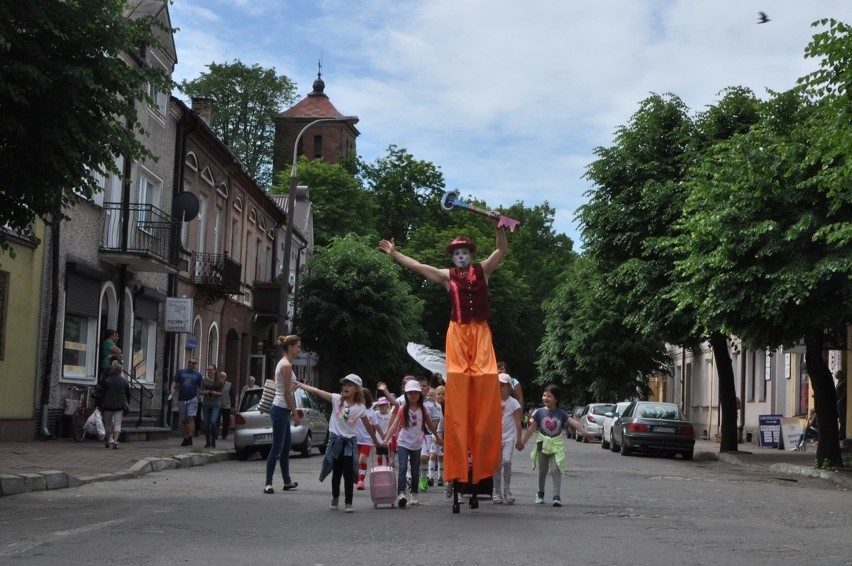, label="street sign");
[758,414,782,448]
